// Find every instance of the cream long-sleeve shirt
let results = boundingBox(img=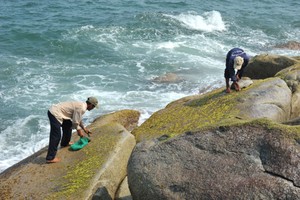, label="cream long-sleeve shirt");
[49,101,87,130]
